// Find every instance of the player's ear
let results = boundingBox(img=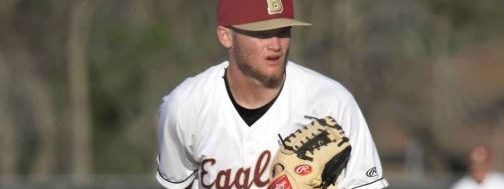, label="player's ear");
[217,26,233,48]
